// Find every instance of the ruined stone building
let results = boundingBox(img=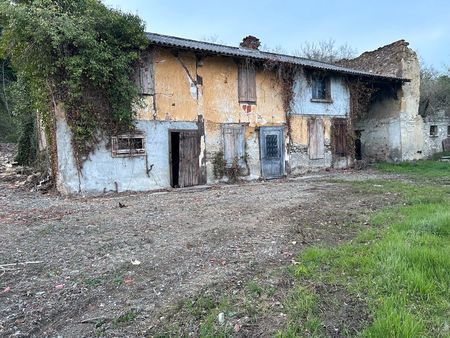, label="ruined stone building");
[339,40,449,161]
[53,33,443,194]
